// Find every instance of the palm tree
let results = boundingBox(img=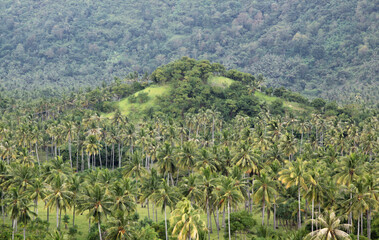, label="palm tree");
[44,174,73,230]
[157,142,177,185]
[232,140,260,175]
[178,142,197,175]
[279,132,297,161]
[105,210,136,240]
[25,178,45,218]
[304,169,325,232]
[253,172,277,226]
[197,167,218,240]
[122,151,147,185]
[170,198,206,240]
[305,210,351,240]
[68,175,81,228]
[78,184,112,240]
[18,199,36,240]
[336,153,362,227]
[279,158,313,229]
[84,135,102,169]
[6,187,24,240]
[111,178,136,215]
[217,176,244,240]
[151,180,179,240]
